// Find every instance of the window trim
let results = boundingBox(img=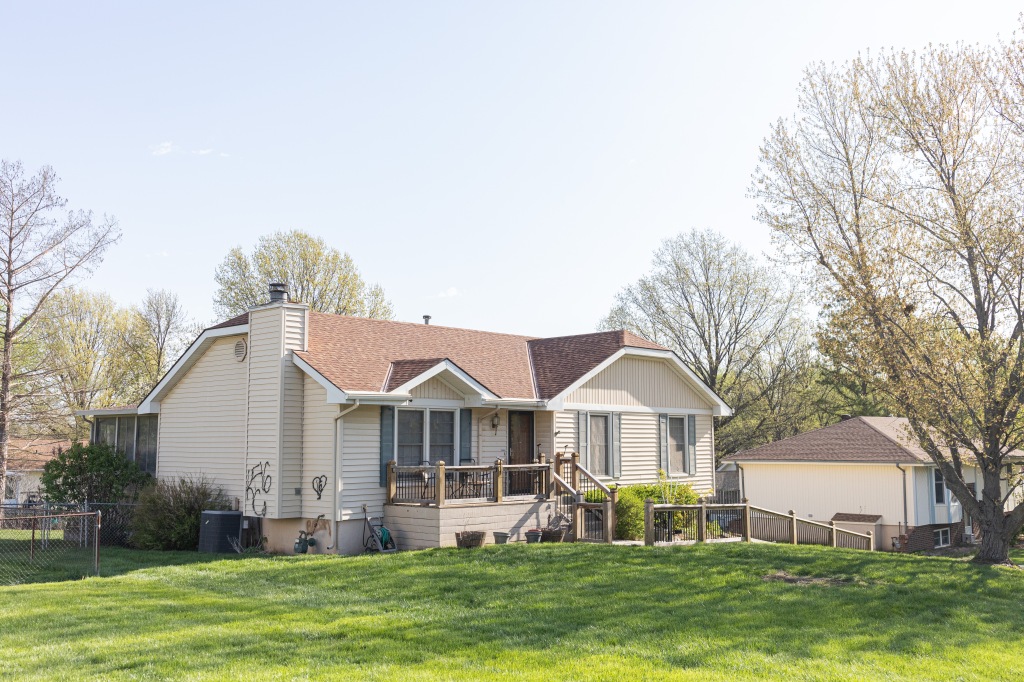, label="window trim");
[667,415,690,477]
[586,412,611,477]
[933,468,947,505]
[394,407,460,467]
[933,527,951,548]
